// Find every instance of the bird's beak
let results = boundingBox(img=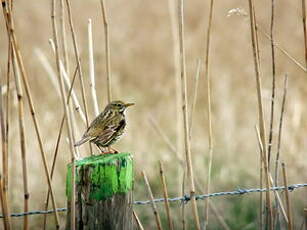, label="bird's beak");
[125,103,135,107]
